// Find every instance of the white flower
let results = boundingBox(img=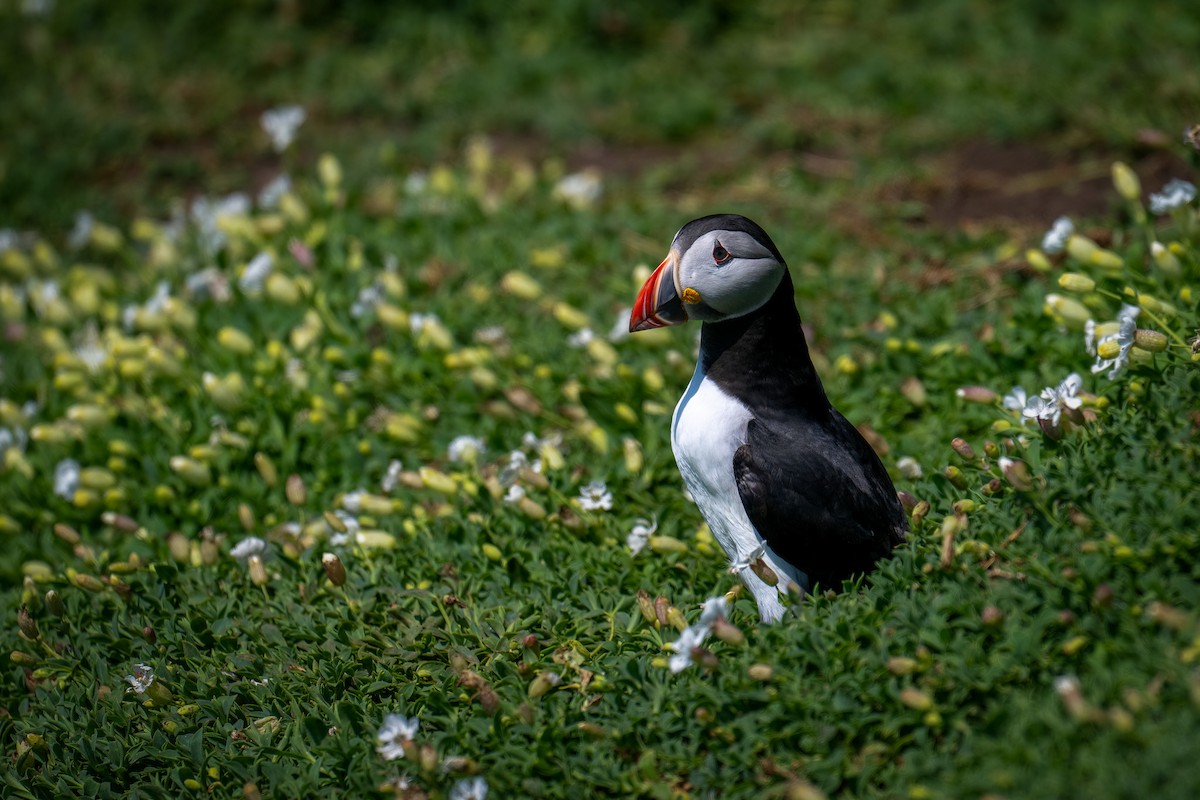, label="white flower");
[125,663,155,694]
[68,211,94,250]
[350,283,384,318]
[578,480,613,512]
[503,484,526,504]
[342,490,366,514]
[404,171,429,195]
[449,777,489,800]
[1003,388,1032,412]
[447,435,485,464]
[474,325,508,347]
[260,105,306,152]
[667,624,709,673]
[608,306,633,343]
[1084,319,1097,356]
[567,328,595,348]
[698,596,729,627]
[553,171,602,208]
[74,329,107,373]
[380,459,404,493]
[627,517,657,555]
[230,536,267,562]
[239,252,274,294]
[896,456,922,479]
[53,458,80,500]
[0,427,27,456]
[375,713,419,761]
[329,511,359,547]
[1041,216,1074,254]
[191,193,251,254]
[258,174,292,209]
[185,267,232,302]
[1090,307,1138,379]
[409,312,439,336]
[1148,179,1197,215]
[499,450,527,488]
